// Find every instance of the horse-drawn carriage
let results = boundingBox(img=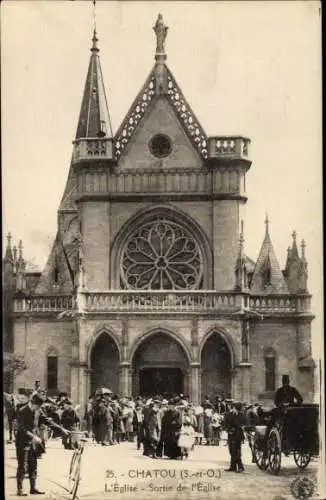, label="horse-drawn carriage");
[252,404,319,475]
